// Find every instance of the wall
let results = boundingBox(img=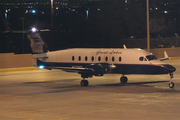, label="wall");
[0,53,35,69]
[150,47,180,58]
[0,47,180,69]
